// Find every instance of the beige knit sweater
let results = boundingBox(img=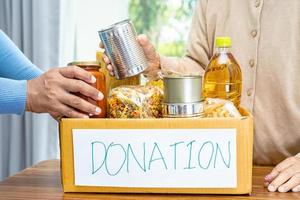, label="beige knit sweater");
[160,0,300,165]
